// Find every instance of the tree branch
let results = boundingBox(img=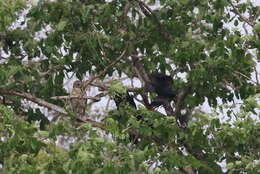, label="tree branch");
[174,84,192,121]
[133,0,173,42]
[131,54,151,84]
[0,90,104,129]
[228,0,255,27]
[233,70,257,84]
[81,46,128,91]
[39,65,65,77]
[50,94,105,102]
[0,90,67,114]
[254,67,259,84]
